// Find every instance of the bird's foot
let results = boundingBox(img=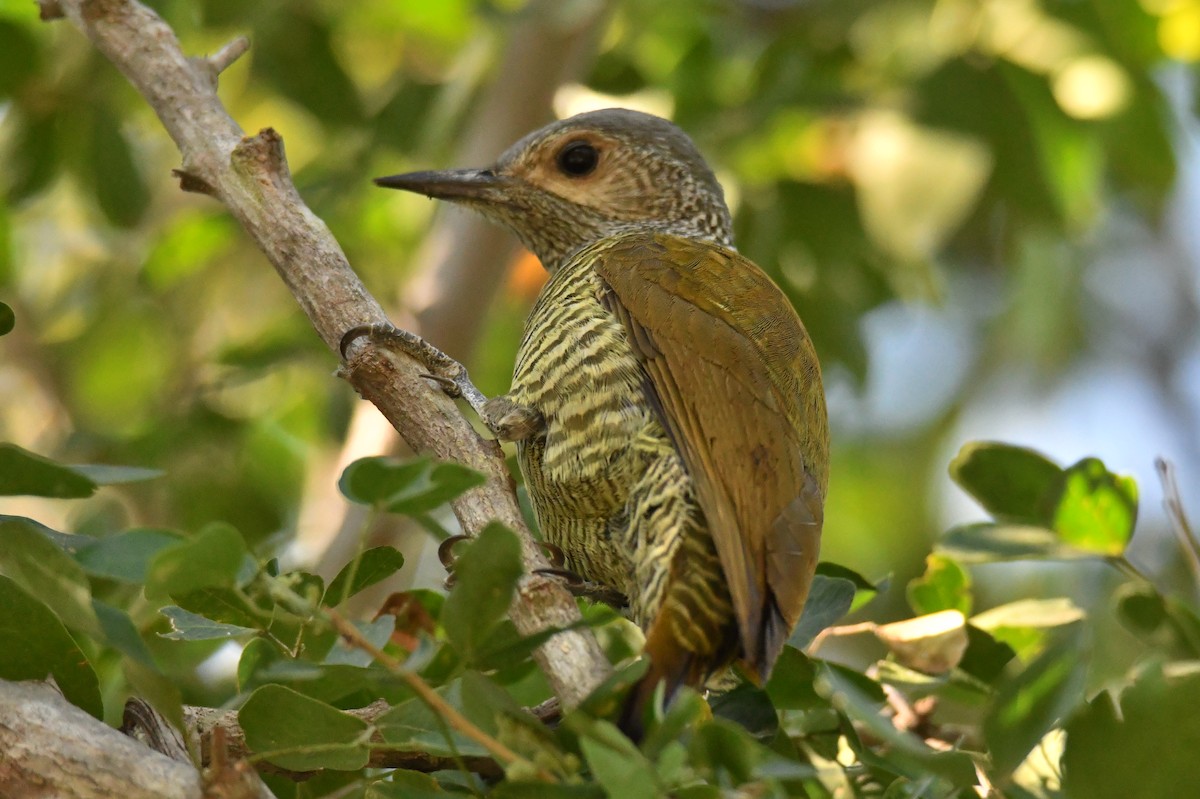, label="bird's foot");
[436,534,473,589]
[533,566,628,609]
[340,323,494,431]
[480,395,545,442]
